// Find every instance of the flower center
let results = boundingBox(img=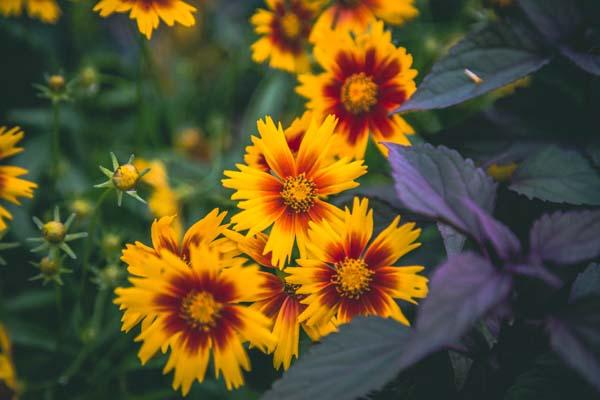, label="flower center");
[281,12,301,39]
[42,221,66,243]
[338,0,360,8]
[281,174,317,213]
[112,164,140,191]
[341,72,378,114]
[332,257,374,299]
[181,291,222,331]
